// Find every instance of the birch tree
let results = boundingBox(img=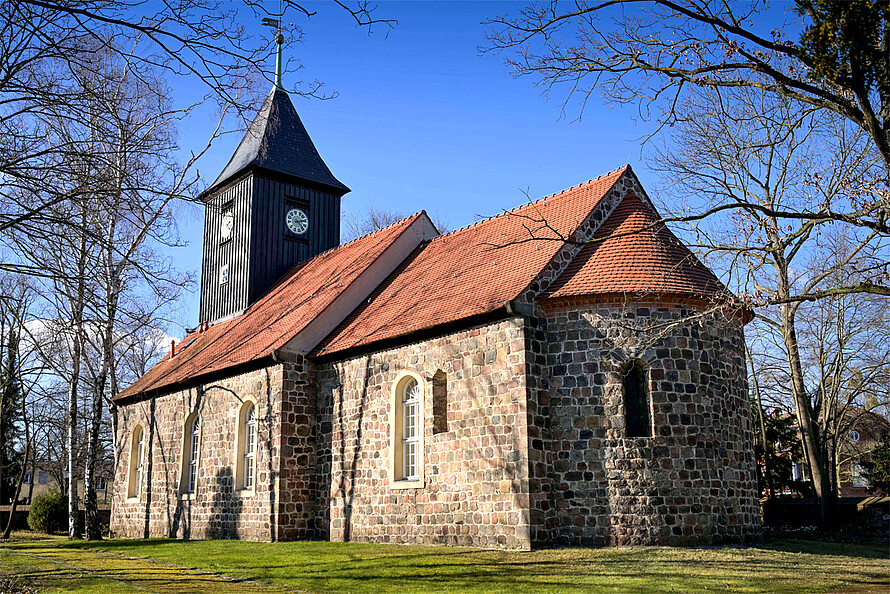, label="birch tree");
[77,48,192,541]
[0,1,394,264]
